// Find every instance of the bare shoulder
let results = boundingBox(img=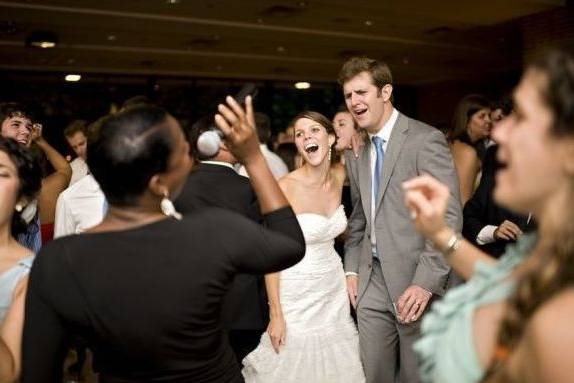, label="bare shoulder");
[529,288,574,338]
[520,288,574,382]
